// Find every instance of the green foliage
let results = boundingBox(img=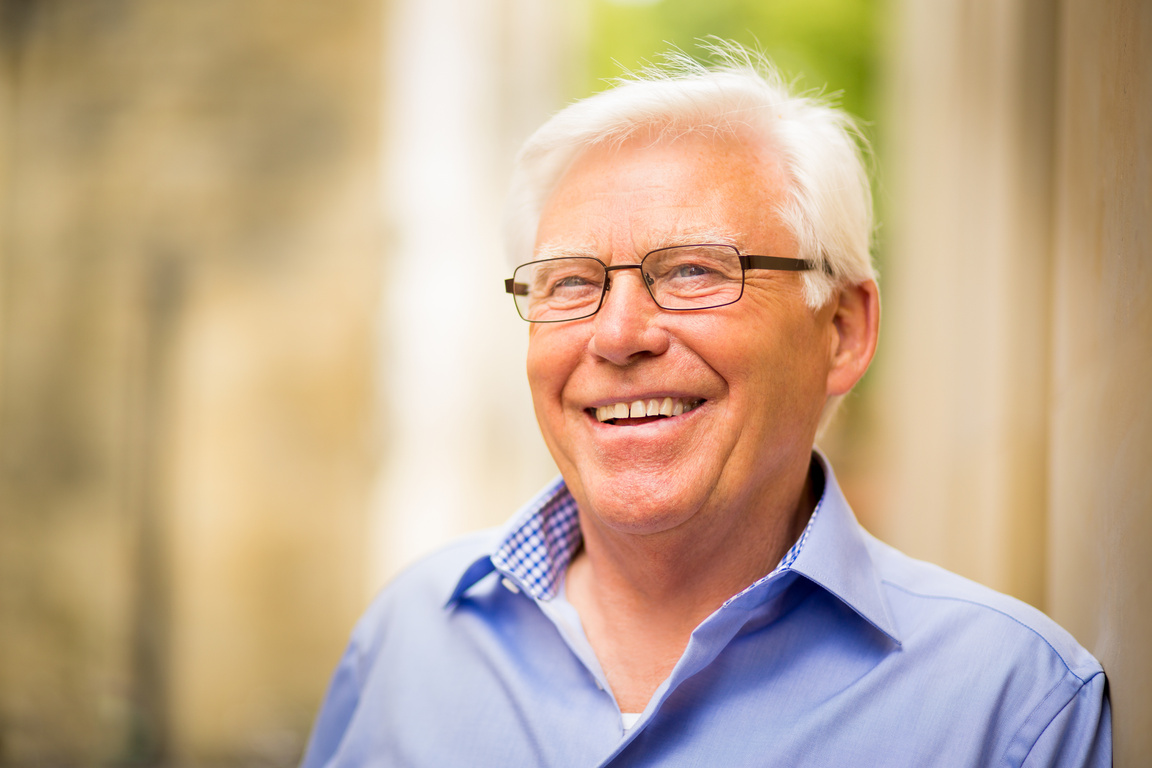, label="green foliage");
[584,0,880,127]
